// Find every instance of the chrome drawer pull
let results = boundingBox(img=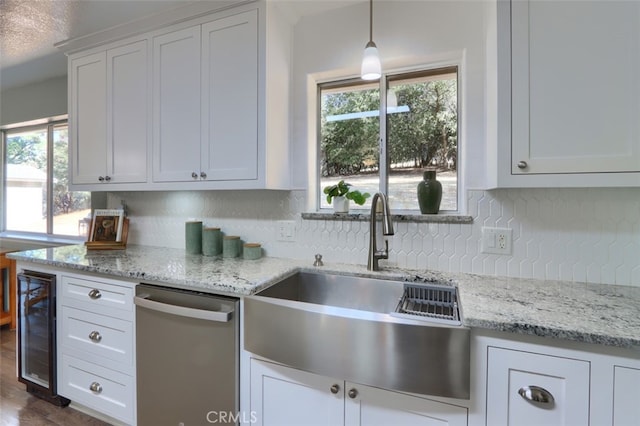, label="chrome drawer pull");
[88,289,102,300]
[518,385,554,406]
[89,382,102,393]
[88,331,102,343]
